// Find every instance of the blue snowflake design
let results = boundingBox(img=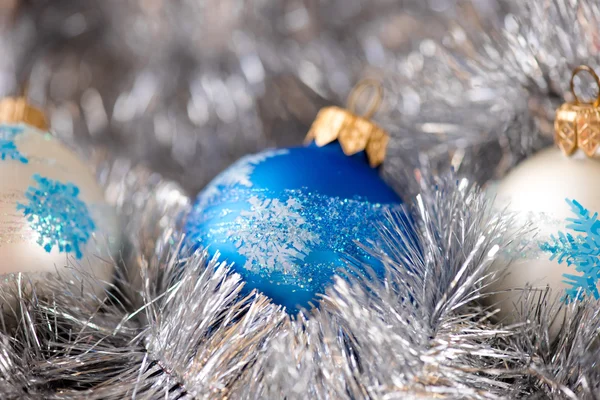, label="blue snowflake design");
[0,124,27,163]
[540,199,600,301]
[17,174,96,259]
